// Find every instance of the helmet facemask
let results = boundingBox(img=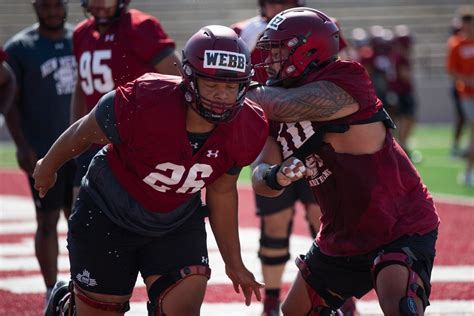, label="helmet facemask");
[181,26,253,124]
[182,63,251,123]
[255,7,340,87]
